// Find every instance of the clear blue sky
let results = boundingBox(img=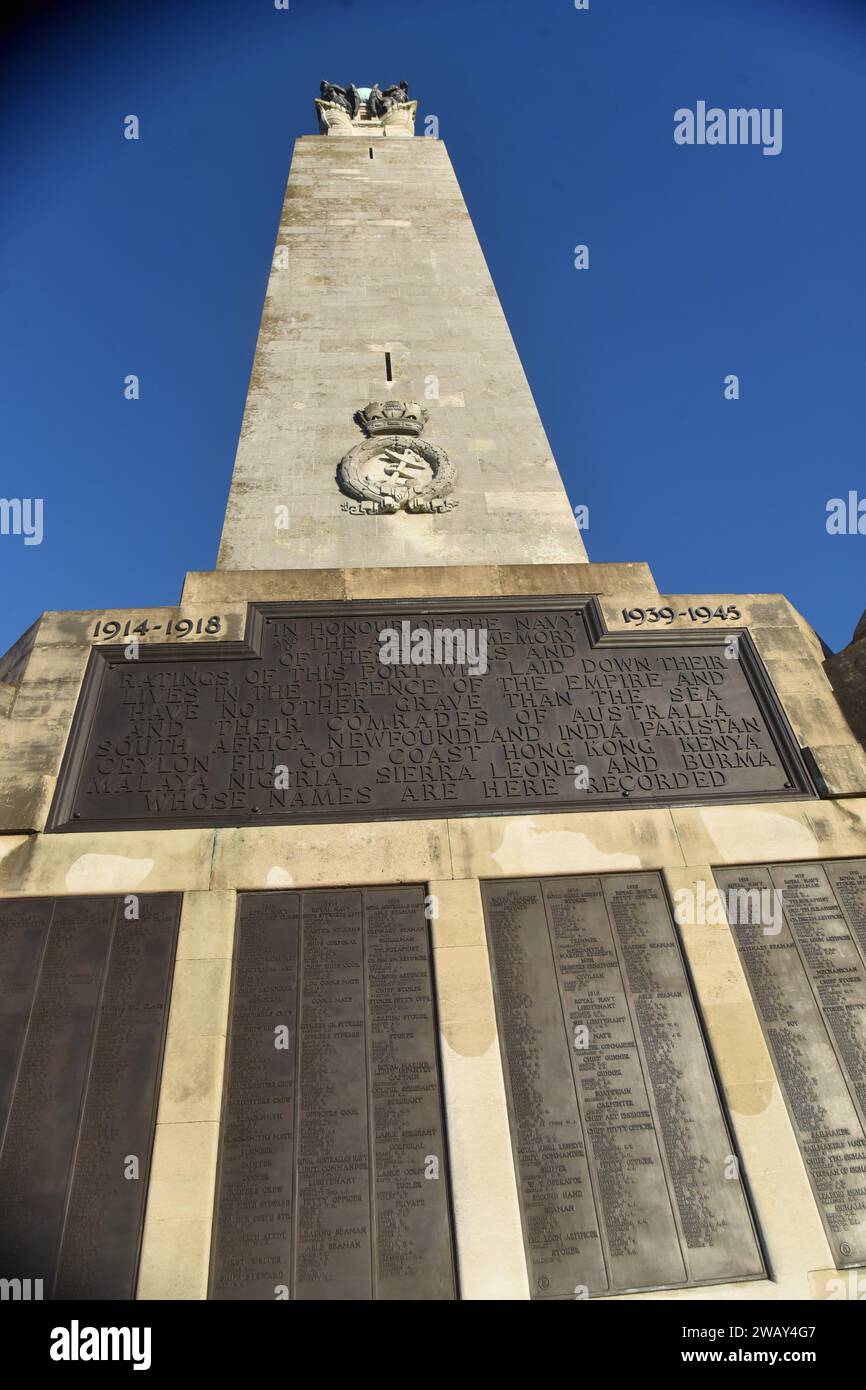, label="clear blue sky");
[1,0,863,654]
